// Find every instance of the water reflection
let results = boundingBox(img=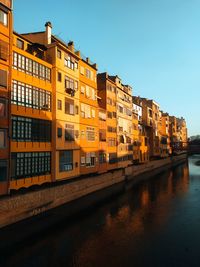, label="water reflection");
[2,156,200,267]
